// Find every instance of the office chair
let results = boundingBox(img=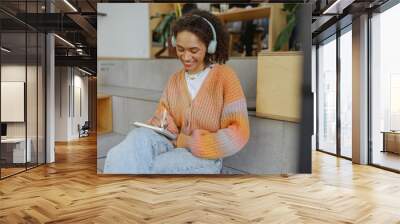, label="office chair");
[78,121,90,138]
